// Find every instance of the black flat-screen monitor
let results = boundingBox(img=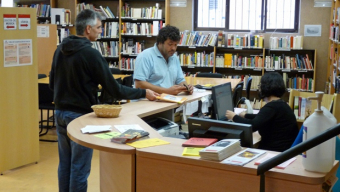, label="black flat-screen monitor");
[211,82,233,121]
[187,117,253,147]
